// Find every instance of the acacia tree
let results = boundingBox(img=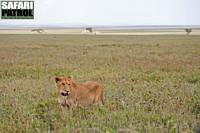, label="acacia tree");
[185,28,192,35]
[31,29,44,34]
[86,27,93,33]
